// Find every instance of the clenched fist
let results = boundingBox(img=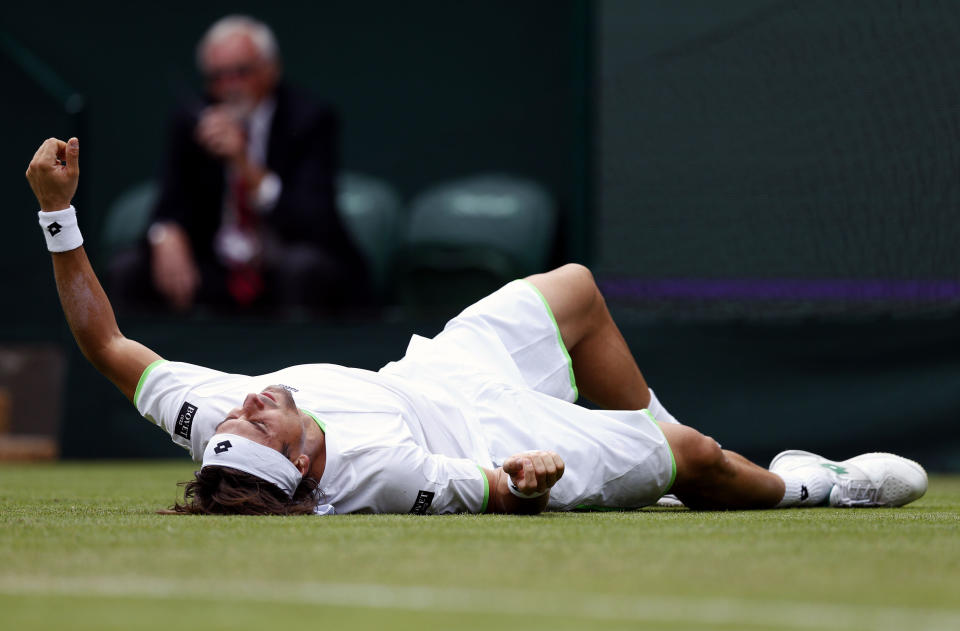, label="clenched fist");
[26,137,80,212]
[502,450,565,497]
